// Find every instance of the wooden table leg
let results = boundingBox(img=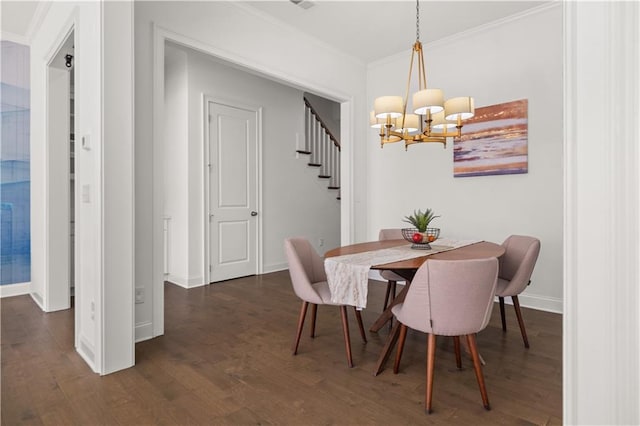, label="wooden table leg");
[369,284,409,333]
[373,321,402,376]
